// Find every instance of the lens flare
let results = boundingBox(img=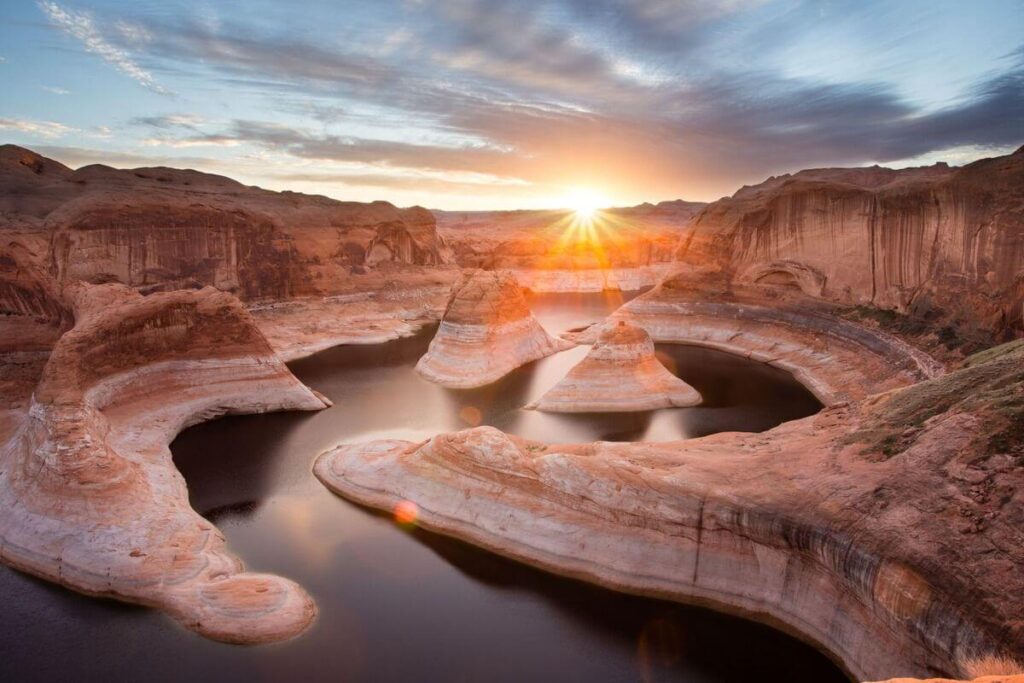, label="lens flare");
[459,405,482,426]
[393,500,419,527]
